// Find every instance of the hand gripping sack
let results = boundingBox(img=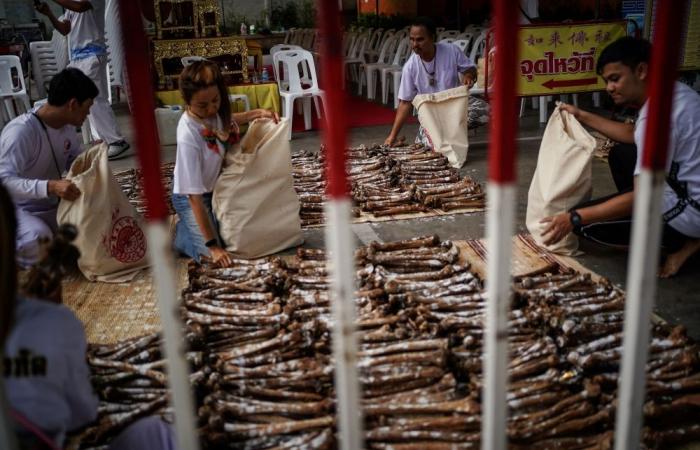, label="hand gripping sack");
[213,118,302,258]
[57,144,149,282]
[526,104,596,255]
[412,85,470,168]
